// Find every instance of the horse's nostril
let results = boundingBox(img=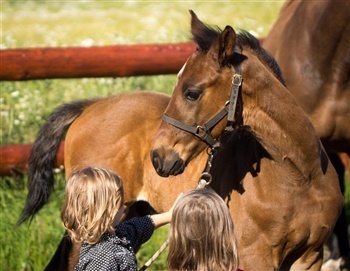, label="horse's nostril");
[151,151,162,173]
[172,159,185,176]
[150,150,185,177]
